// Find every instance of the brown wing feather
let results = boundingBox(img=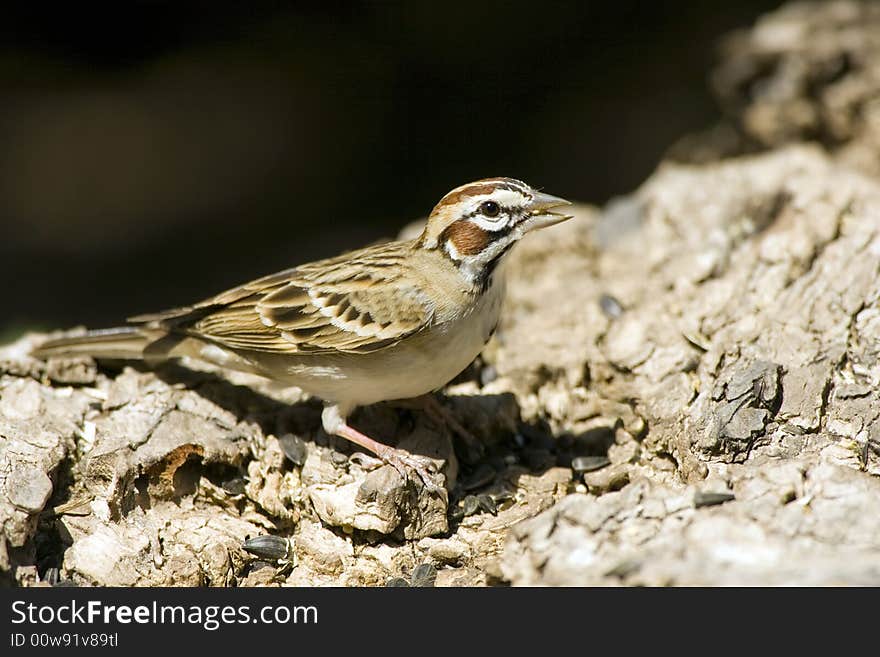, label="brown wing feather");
[129,241,433,355]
